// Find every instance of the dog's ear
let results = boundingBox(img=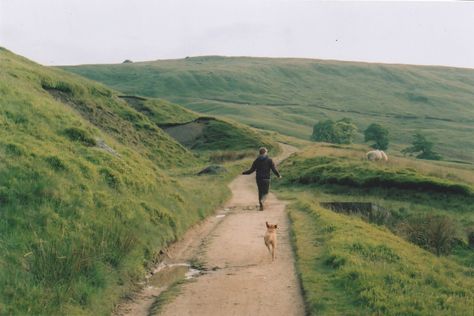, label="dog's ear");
[266,221,270,228]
